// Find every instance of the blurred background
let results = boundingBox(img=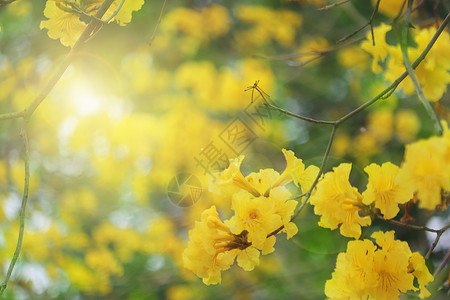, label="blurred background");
[0,0,449,299]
